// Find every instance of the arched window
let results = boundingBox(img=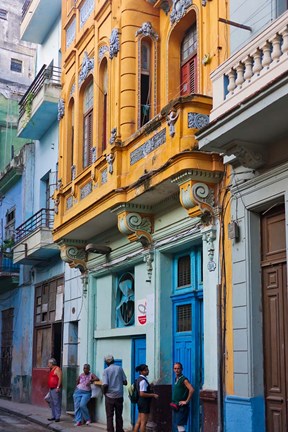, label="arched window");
[83,80,93,168]
[99,58,108,153]
[180,24,197,95]
[140,40,151,126]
